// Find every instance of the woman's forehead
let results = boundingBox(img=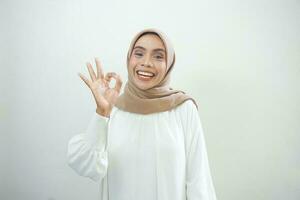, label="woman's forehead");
[133,33,166,52]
